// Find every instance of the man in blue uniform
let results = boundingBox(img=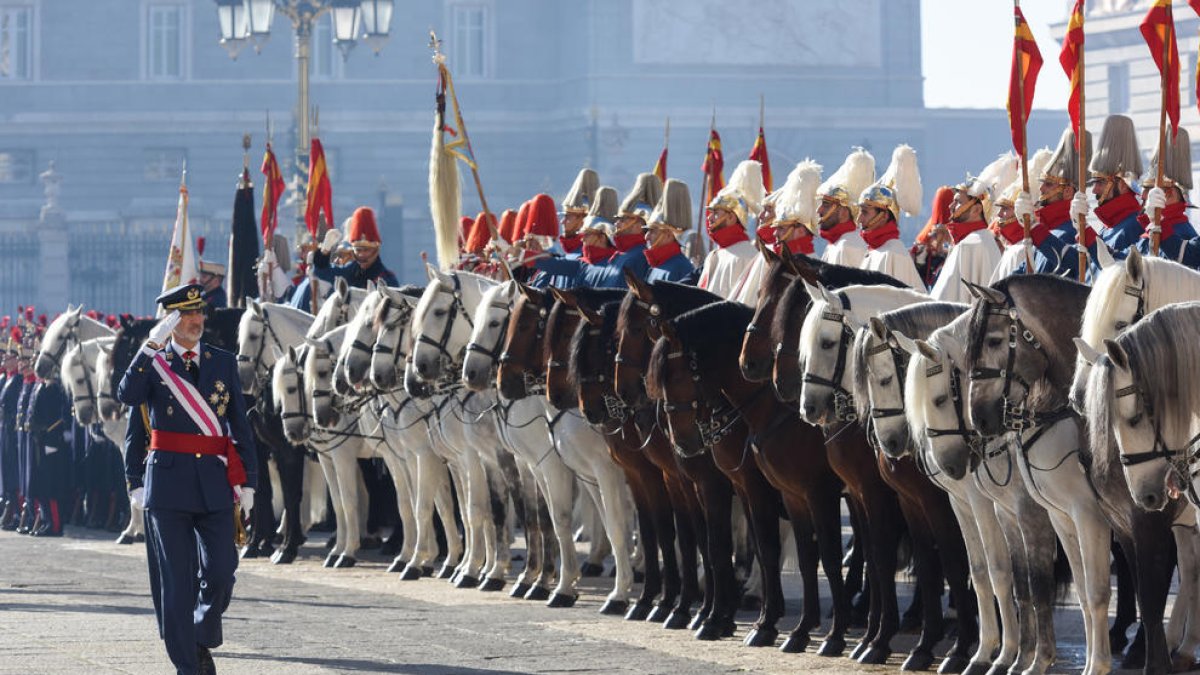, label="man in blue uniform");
[118,283,257,675]
[198,261,228,310]
[0,326,21,529]
[644,178,696,283]
[1135,125,1200,267]
[1018,127,1094,279]
[1087,115,1144,256]
[14,327,38,534]
[290,207,398,312]
[25,342,72,537]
